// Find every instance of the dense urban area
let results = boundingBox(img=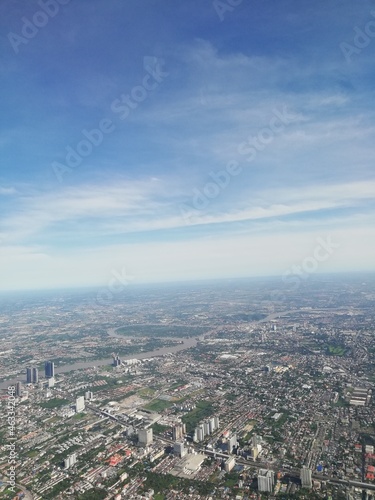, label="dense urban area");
[0,273,374,499]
